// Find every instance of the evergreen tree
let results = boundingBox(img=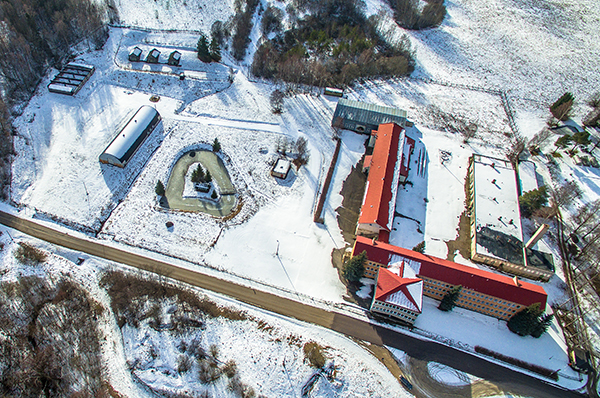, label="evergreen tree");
[438,285,462,312]
[212,137,221,152]
[507,303,544,336]
[211,190,218,199]
[519,186,548,218]
[205,170,212,183]
[412,241,425,253]
[343,251,366,282]
[210,36,221,62]
[191,164,205,183]
[155,180,165,196]
[531,313,554,338]
[197,34,211,62]
[550,92,574,121]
